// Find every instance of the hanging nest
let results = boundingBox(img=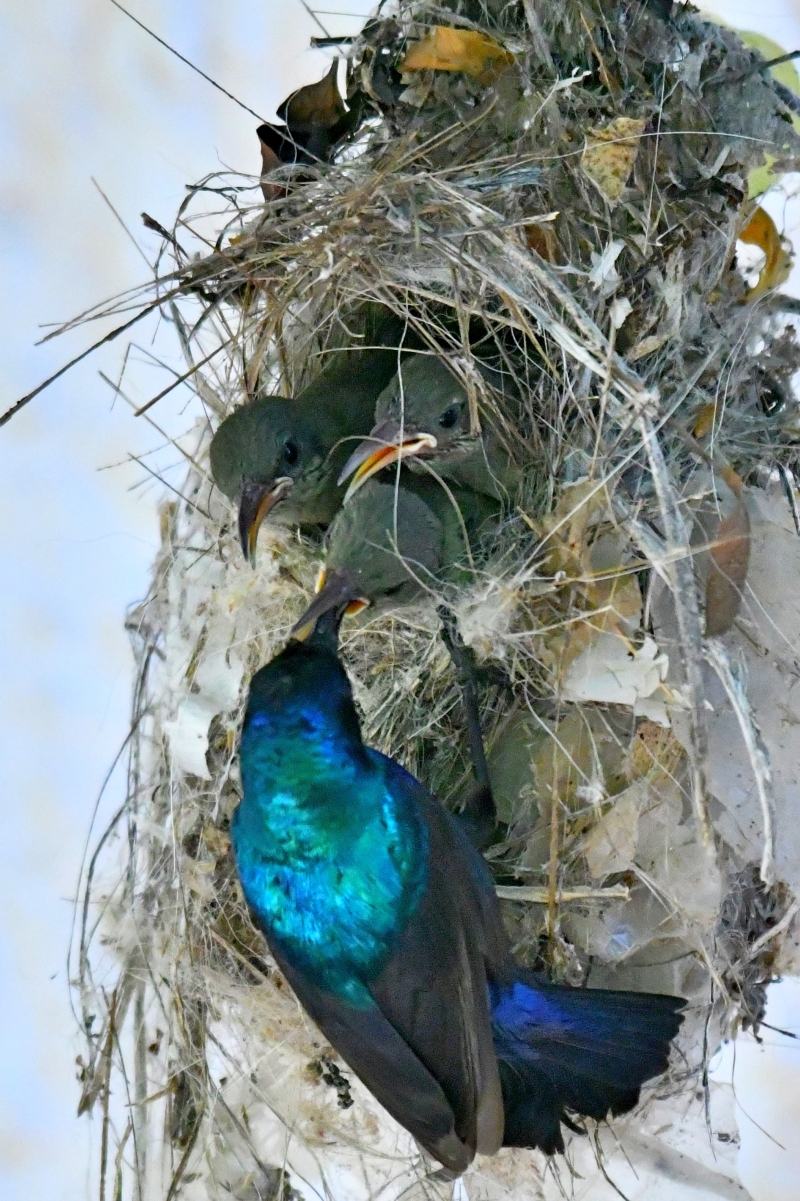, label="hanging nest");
[71,2,800,1198]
